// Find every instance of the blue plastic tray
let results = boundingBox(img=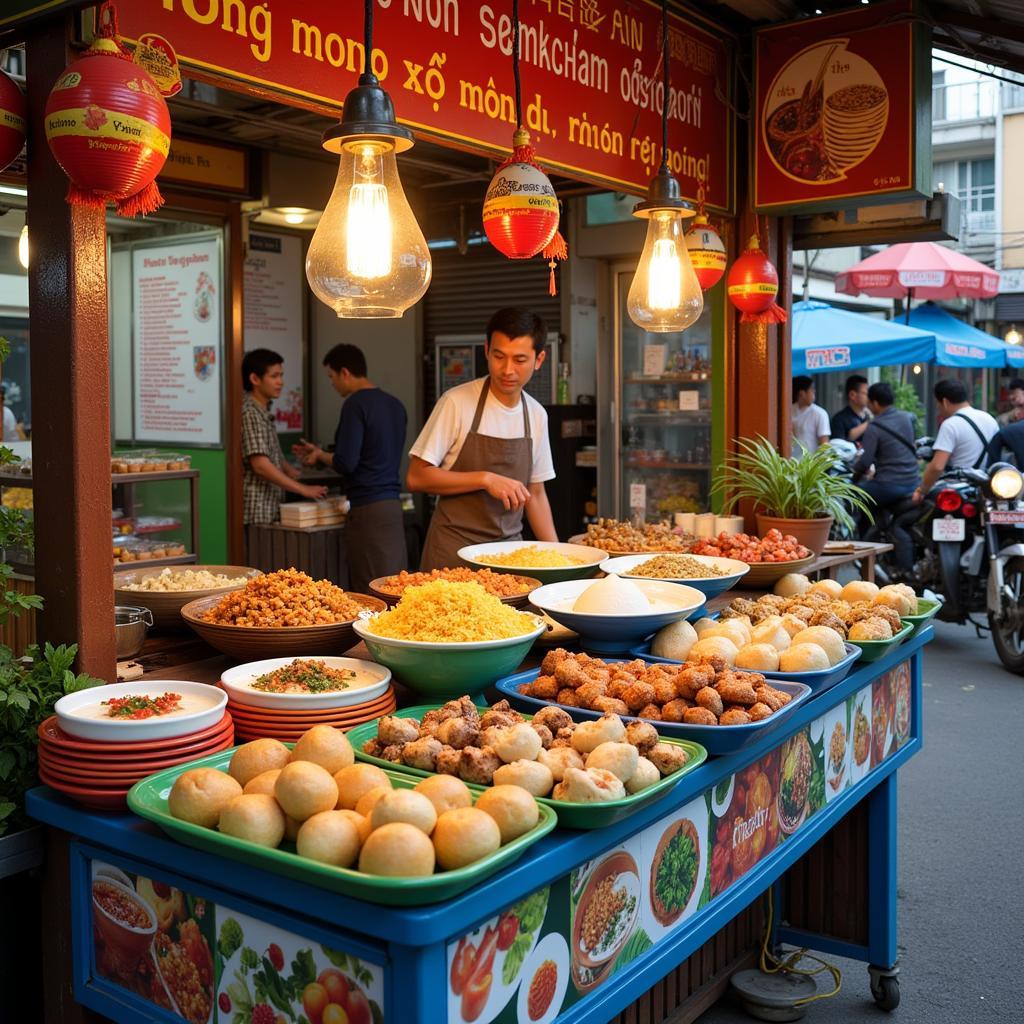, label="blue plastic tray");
[629,641,861,694]
[494,668,811,755]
